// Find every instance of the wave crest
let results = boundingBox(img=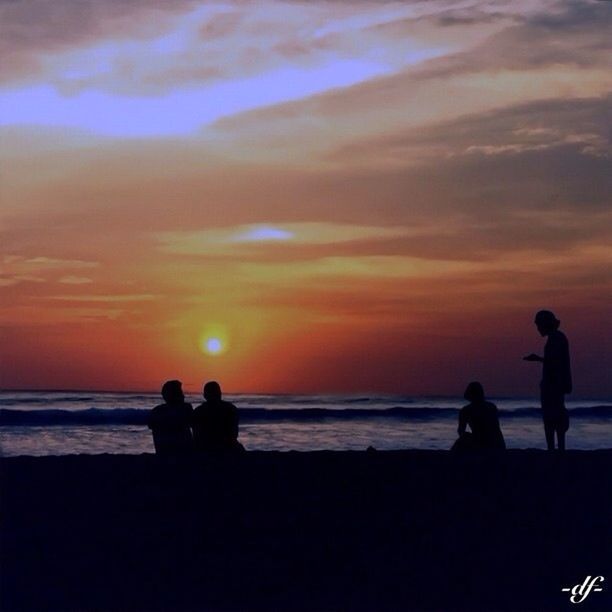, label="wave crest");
[1,405,610,427]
